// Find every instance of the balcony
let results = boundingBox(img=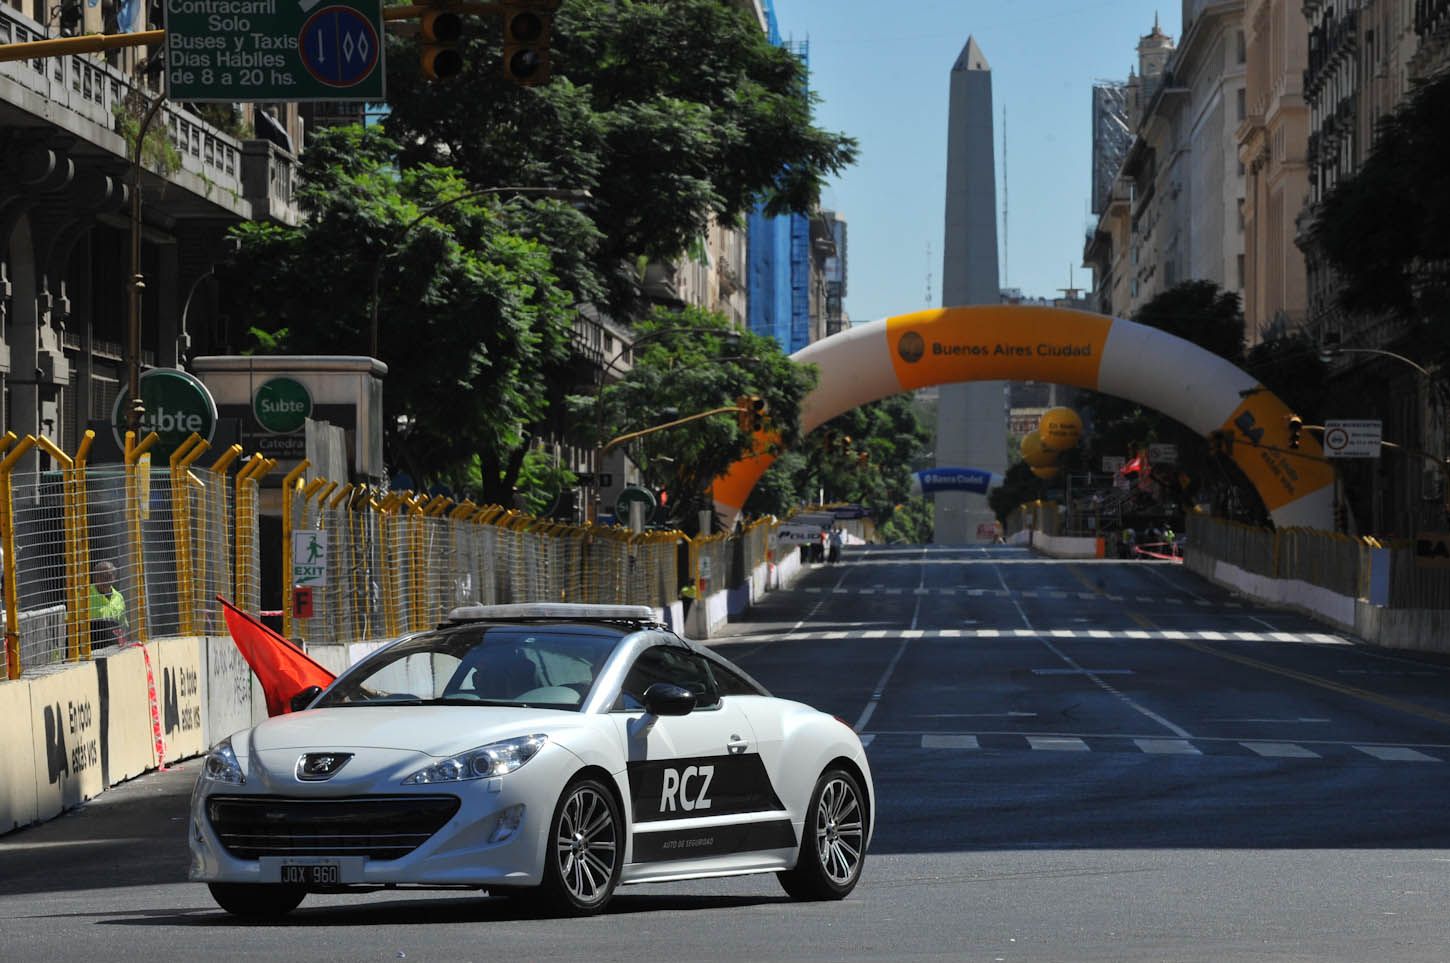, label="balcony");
[1303,9,1358,100]
[1,5,294,223]
[1417,0,1450,37]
